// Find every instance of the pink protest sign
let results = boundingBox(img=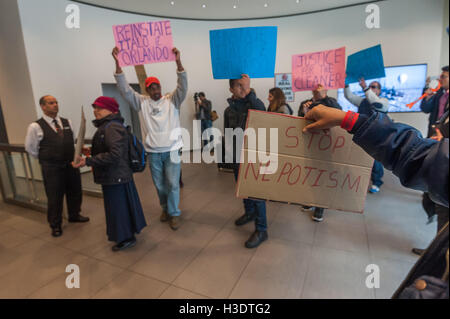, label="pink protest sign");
[112,20,176,67]
[292,47,346,92]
